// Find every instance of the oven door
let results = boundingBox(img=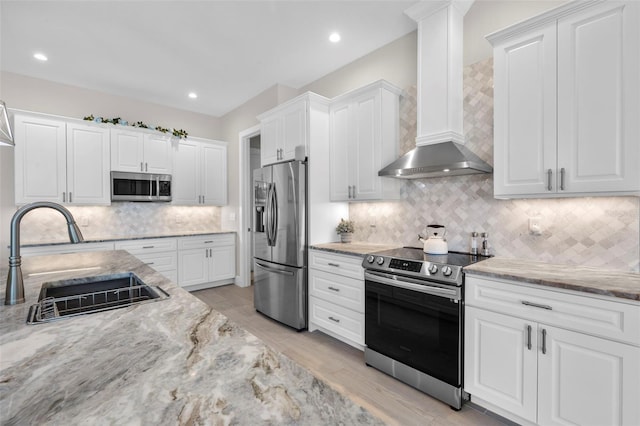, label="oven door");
[364,270,462,387]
